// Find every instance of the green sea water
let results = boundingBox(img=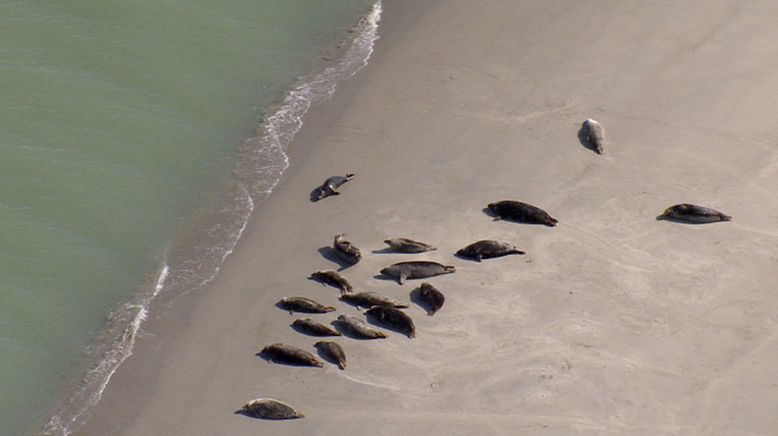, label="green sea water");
[0,1,378,434]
